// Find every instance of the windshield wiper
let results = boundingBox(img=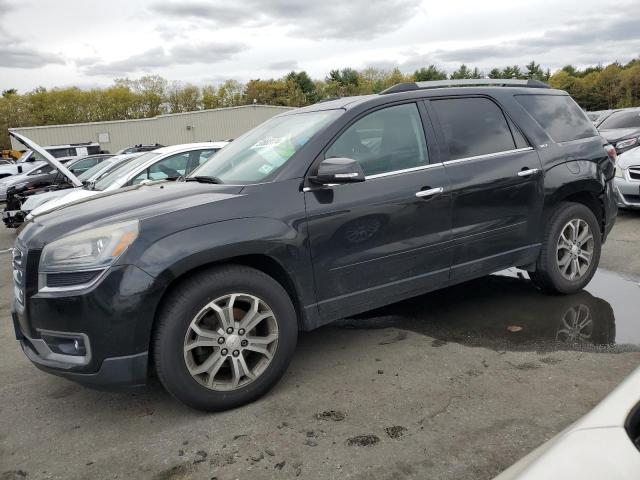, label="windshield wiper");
[185,176,224,184]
